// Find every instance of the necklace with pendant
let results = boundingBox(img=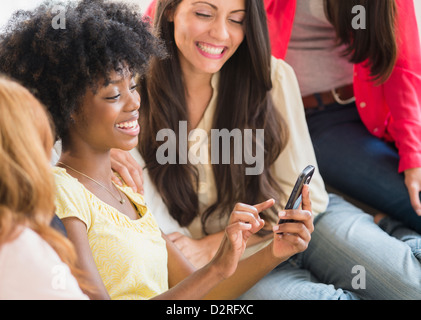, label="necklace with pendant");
[57,161,126,205]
